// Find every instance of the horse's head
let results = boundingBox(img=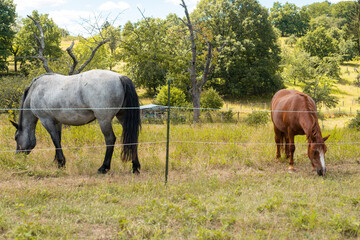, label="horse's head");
[10,120,36,154]
[308,135,330,176]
